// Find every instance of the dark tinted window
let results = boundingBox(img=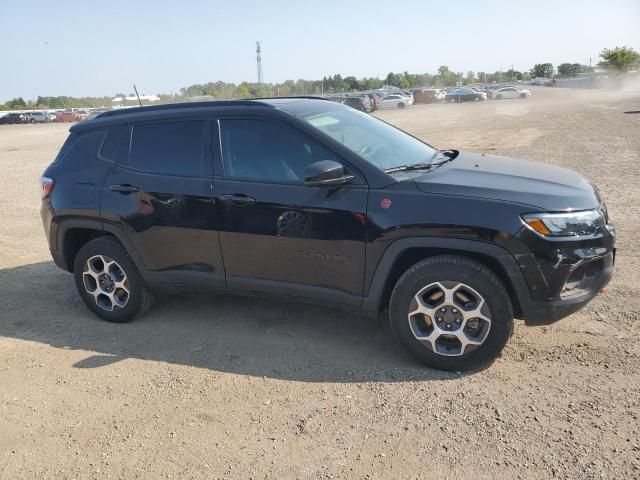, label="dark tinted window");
[56,130,105,165]
[220,119,339,184]
[99,125,127,163]
[129,120,204,176]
